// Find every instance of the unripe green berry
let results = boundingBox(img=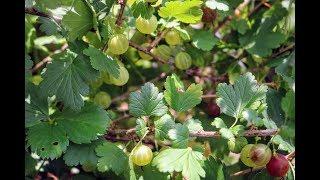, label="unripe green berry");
[175,52,192,70]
